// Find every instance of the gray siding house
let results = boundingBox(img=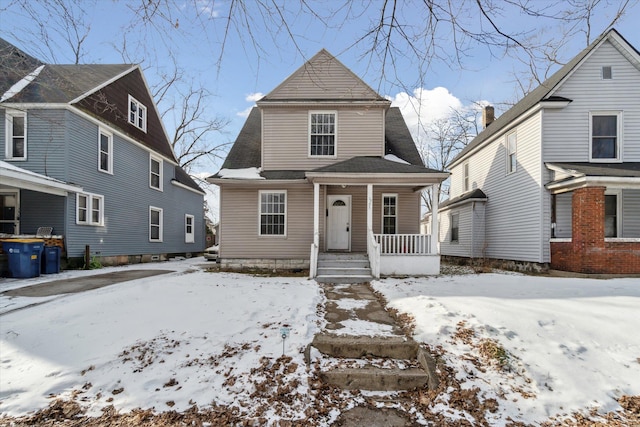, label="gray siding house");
[209,50,449,280]
[0,38,206,267]
[439,29,640,274]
